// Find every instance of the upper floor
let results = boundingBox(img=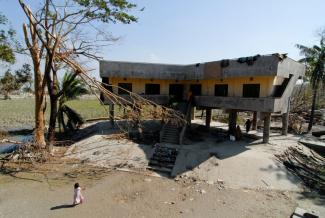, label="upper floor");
[99,54,305,113]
